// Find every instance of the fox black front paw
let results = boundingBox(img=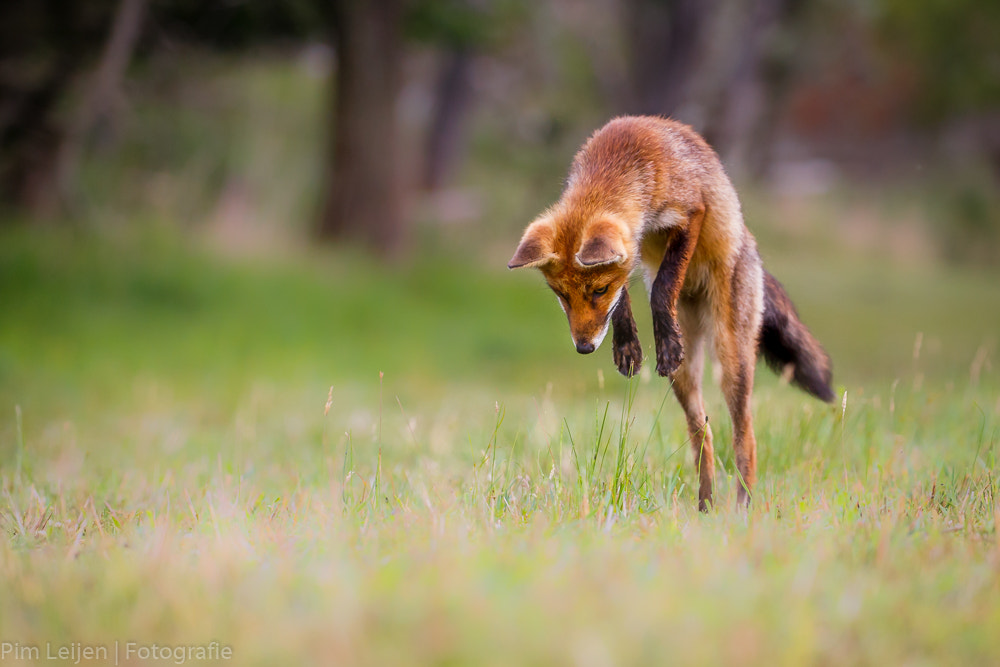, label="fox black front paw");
[610,287,642,377]
[613,336,643,377]
[654,322,684,377]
